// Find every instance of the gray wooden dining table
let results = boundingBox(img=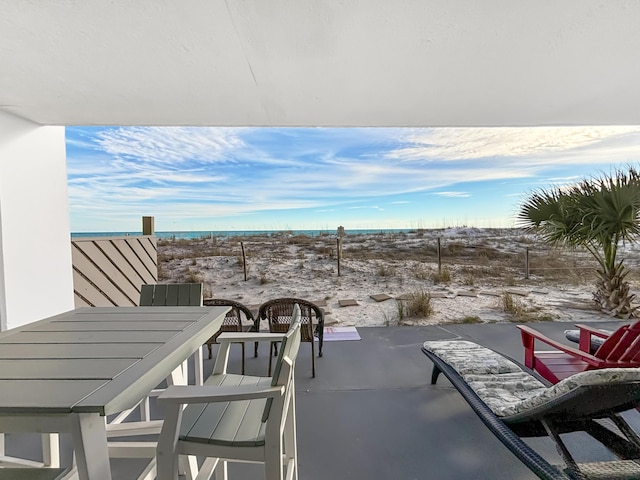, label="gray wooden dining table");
[0,305,229,480]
